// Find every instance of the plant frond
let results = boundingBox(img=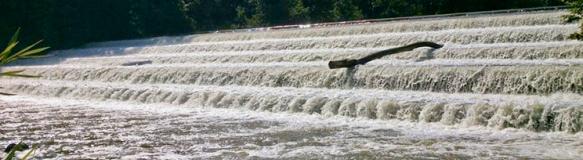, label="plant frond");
[0,42,19,63]
[21,144,38,160]
[8,28,21,45]
[6,46,50,63]
[562,14,581,23]
[21,55,50,59]
[0,70,41,78]
[12,40,44,56]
